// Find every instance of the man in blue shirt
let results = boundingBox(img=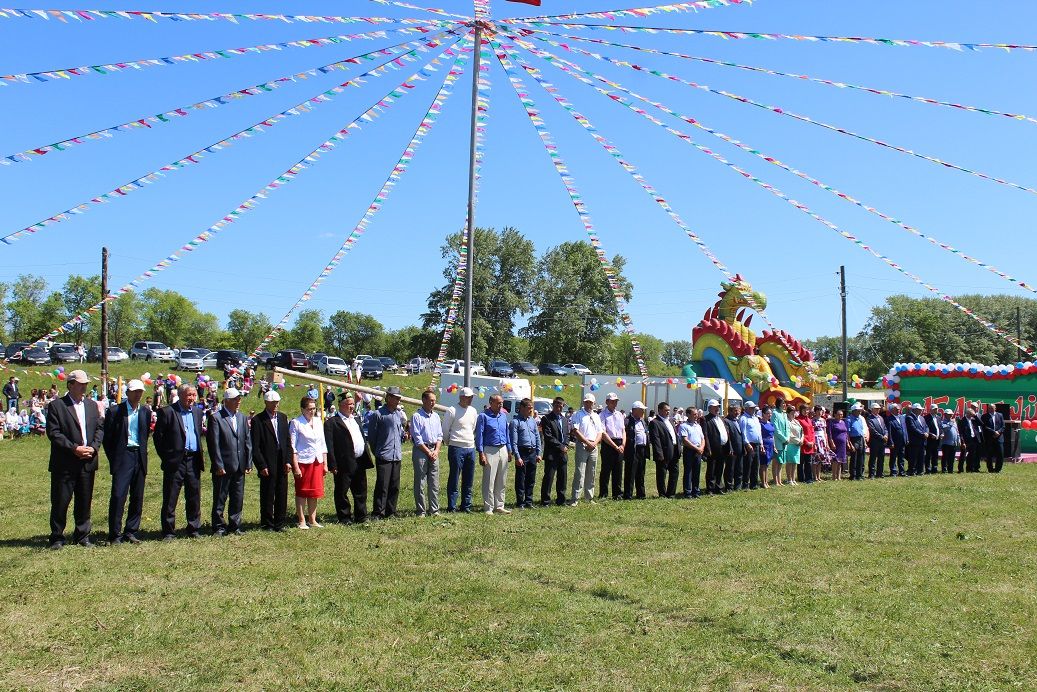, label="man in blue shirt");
[367,387,408,520]
[738,402,762,490]
[847,403,868,480]
[509,398,541,509]
[476,394,512,514]
[409,390,443,517]
[939,408,960,473]
[154,384,204,540]
[102,378,152,544]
